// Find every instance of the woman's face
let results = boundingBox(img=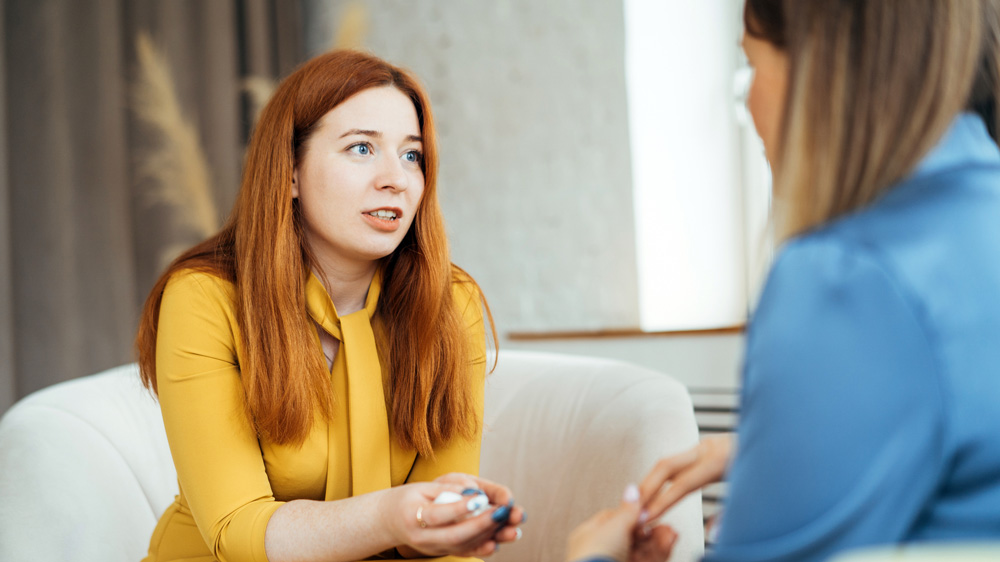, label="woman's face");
[293,86,425,273]
[742,31,789,167]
